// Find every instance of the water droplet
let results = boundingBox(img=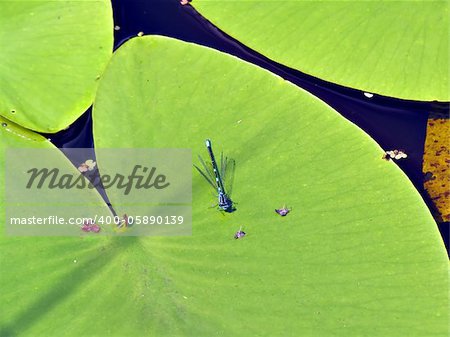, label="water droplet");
[1,123,7,127]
